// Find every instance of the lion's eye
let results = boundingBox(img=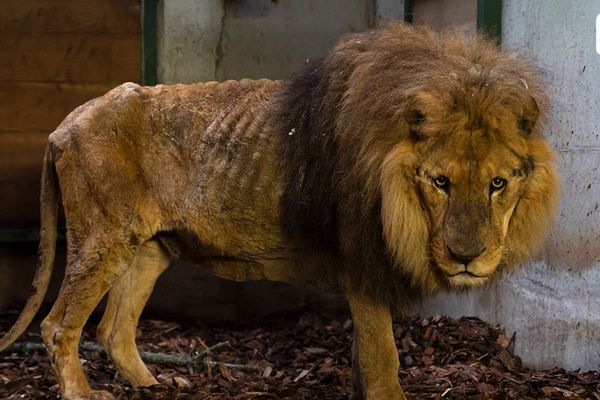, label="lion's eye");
[490,177,507,191]
[433,175,450,190]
